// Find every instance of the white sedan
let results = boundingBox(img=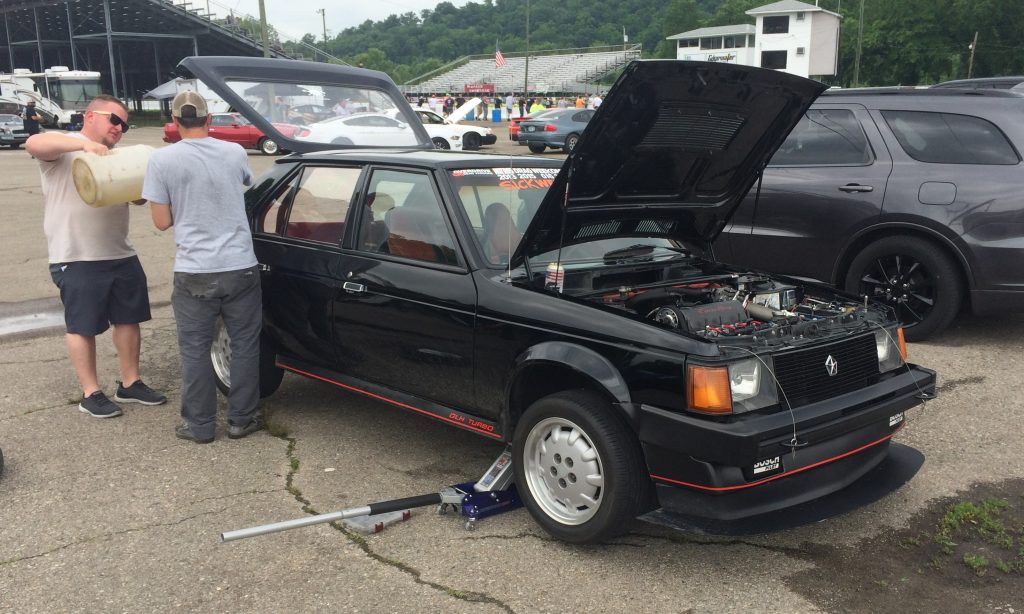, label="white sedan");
[409,98,497,151]
[293,112,421,147]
